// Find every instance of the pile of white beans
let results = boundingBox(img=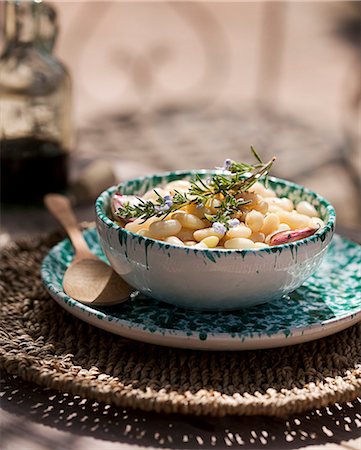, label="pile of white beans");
[116,180,324,250]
